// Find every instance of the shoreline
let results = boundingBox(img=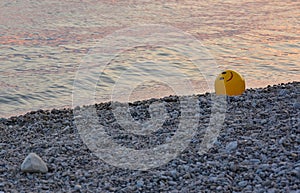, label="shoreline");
[0,81,299,192]
[1,81,299,120]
